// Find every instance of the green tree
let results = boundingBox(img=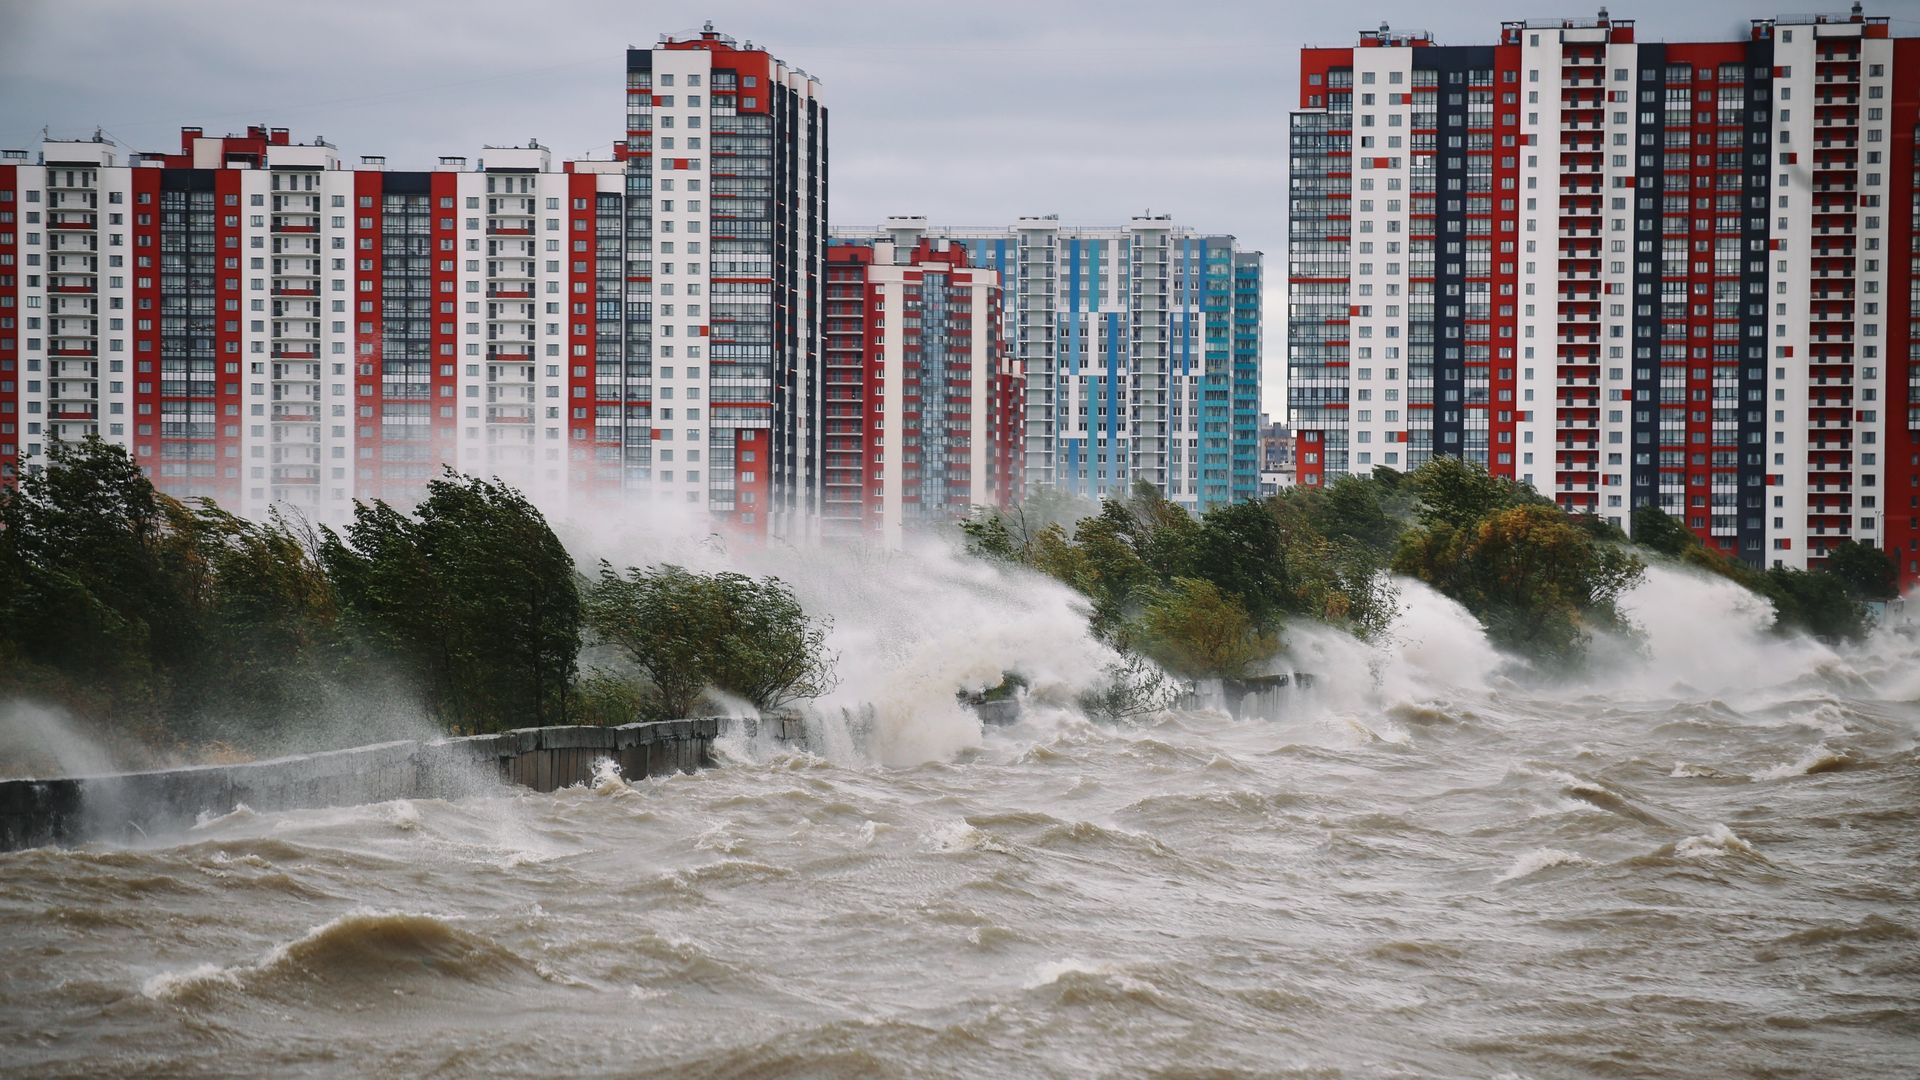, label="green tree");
[1407,454,1546,529]
[585,564,837,719]
[173,505,346,738]
[704,572,838,712]
[583,565,718,720]
[1755,567,1869,643]
[323,471,579,732]
[1132,577,1276,679]
[0,437,189,724]
[1822,540,1899,602]
[1630,504,1699,558]
[1397,502,1644,664]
